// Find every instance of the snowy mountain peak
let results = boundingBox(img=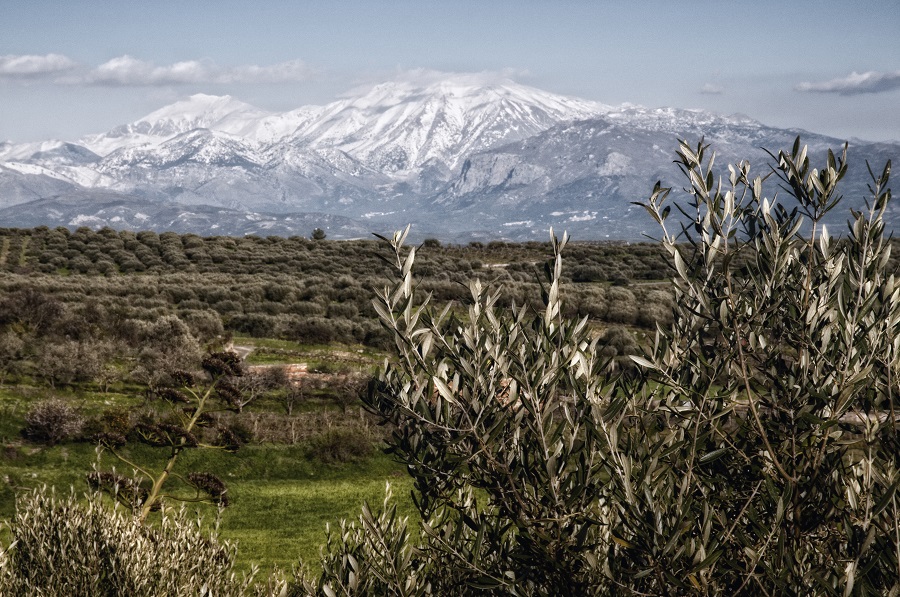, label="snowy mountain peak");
[137,94,267,131]
[75,77,616,167]
[9,74,885,242]
[0,139,77,162]
[98,128,262,173]
[289,77,611,174]
[80,94,270,156]
[341,76,609,116]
